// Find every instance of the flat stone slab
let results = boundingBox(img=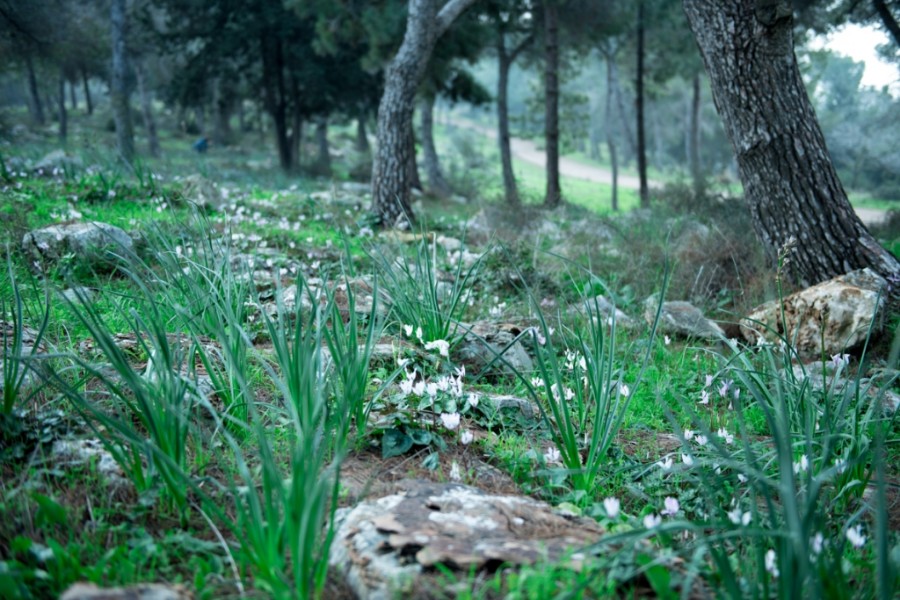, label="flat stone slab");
[330,481,605,600]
